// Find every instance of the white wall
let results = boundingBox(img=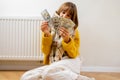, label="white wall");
[0,0,79,17]
[0,0,120,71]
[79,0,120,68]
